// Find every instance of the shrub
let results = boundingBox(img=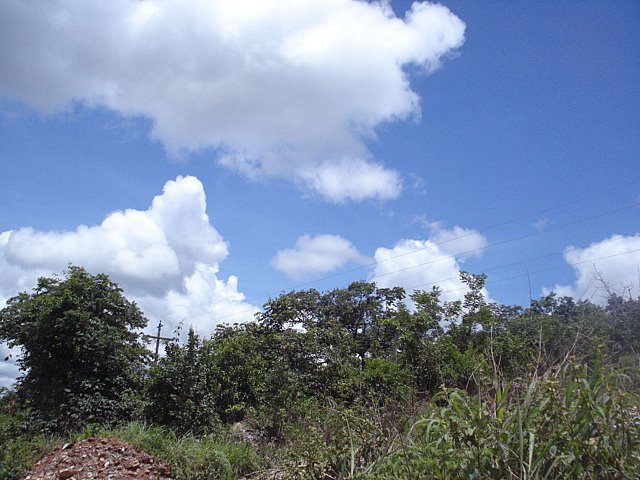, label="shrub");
[368,361,640,479]
[0,267,149,433]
